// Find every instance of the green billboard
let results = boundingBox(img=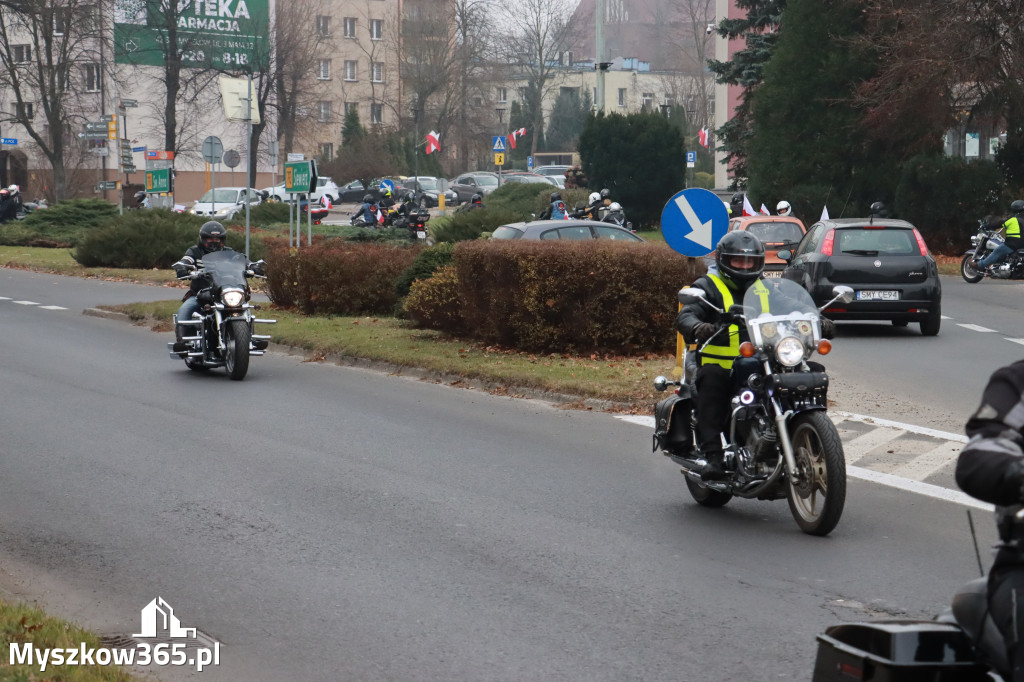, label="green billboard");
[113,0,269,70]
